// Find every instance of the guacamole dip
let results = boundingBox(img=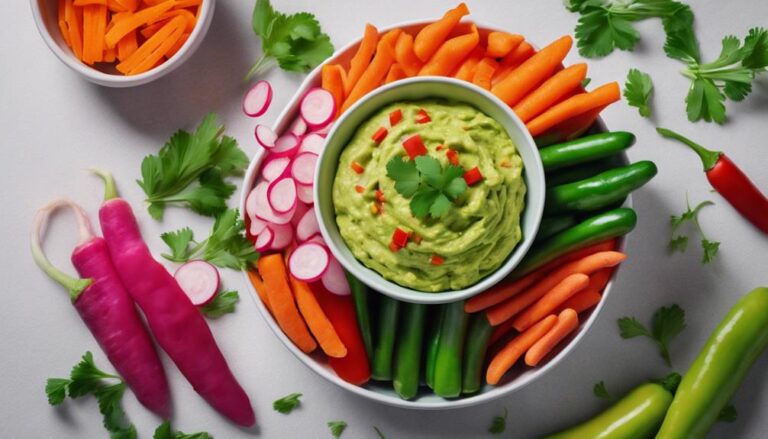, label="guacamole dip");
[332,100,526,292]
